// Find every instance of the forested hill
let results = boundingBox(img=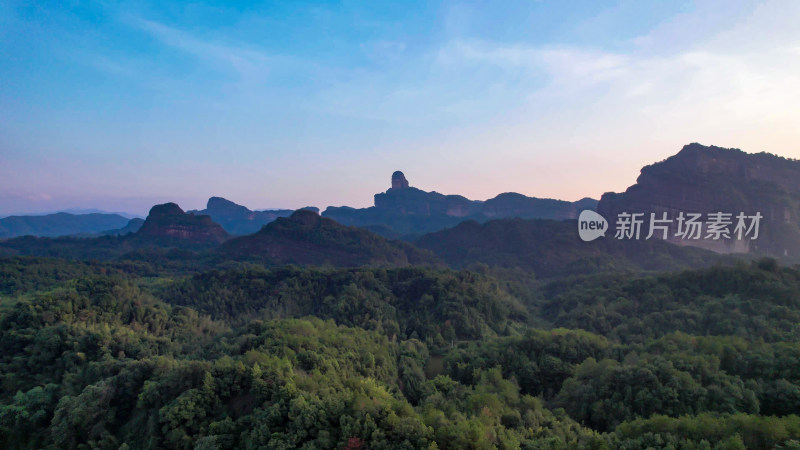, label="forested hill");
[2,257,800,447]
[214,209,441,267]
[539,259,800,343]
[416,217,727,277]
[160,265,529,338]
